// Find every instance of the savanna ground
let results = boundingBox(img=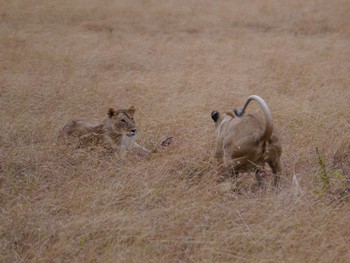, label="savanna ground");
[1,0,350,262]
